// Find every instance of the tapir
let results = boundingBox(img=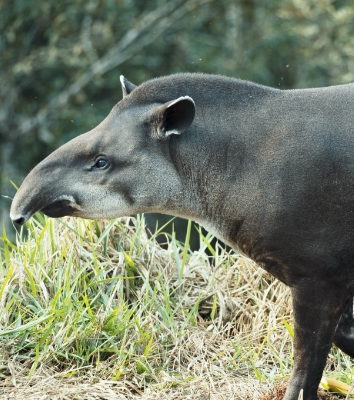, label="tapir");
[10,73,354,400]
